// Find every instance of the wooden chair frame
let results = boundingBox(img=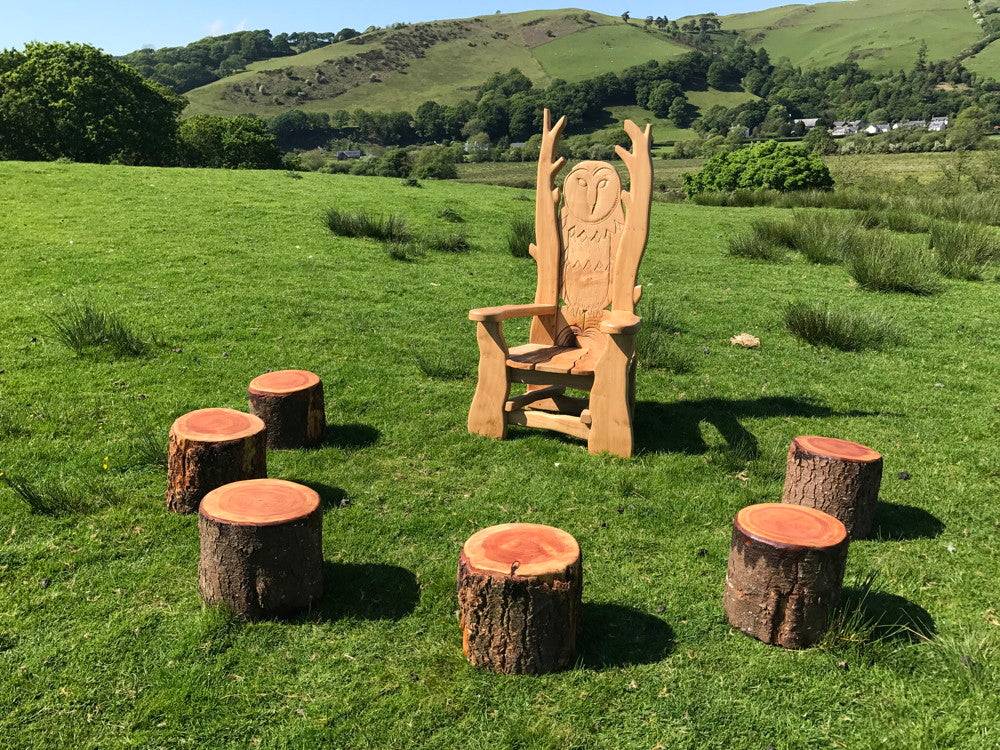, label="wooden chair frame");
[468,109,653,458]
